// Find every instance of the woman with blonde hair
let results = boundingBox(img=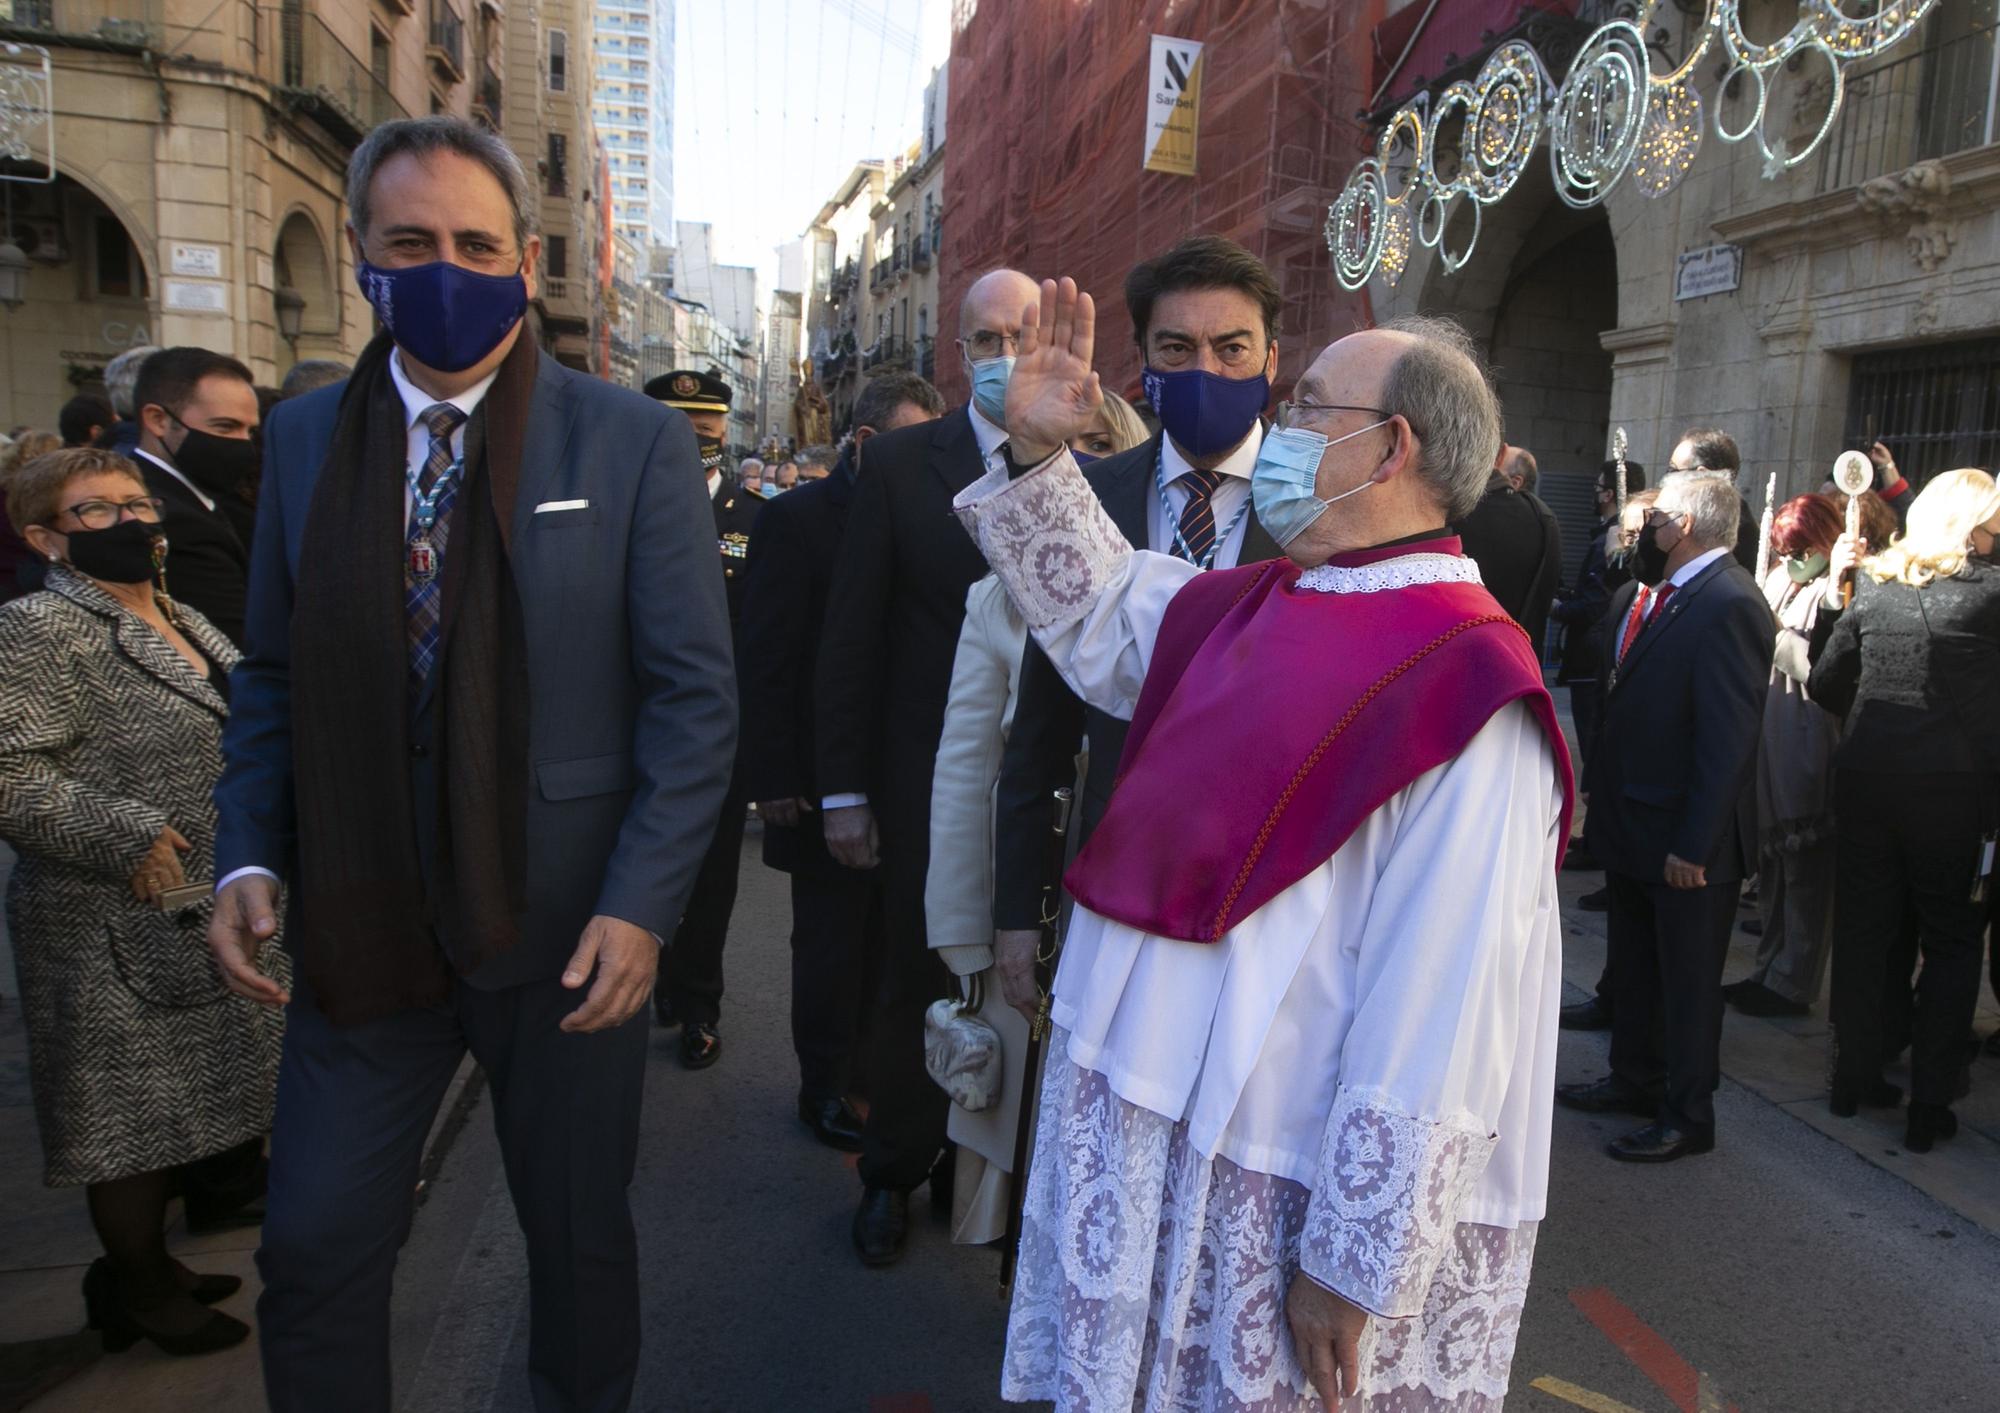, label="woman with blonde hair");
[1807,467,2000,1151]
[1066,387,1149,462]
